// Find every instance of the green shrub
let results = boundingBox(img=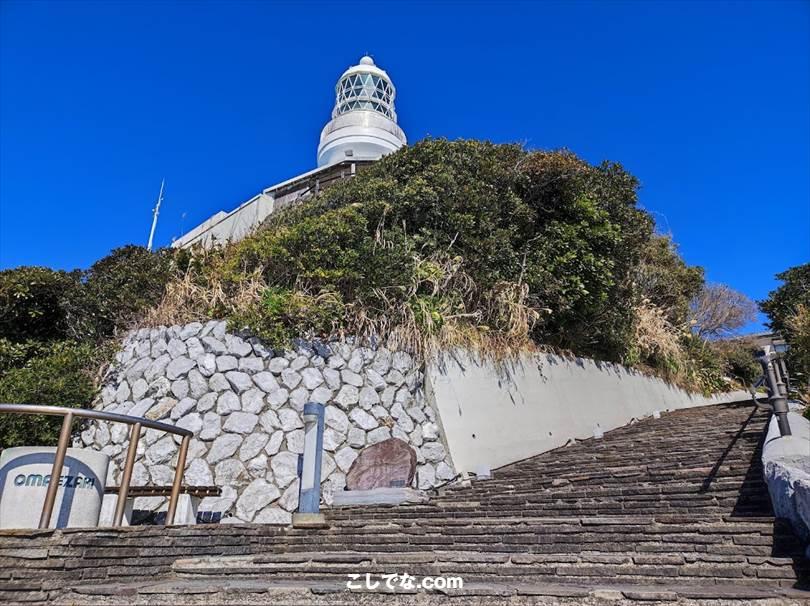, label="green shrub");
[229,287,346,349]
[0,246,177,345]
[635,235,704,327]
[202,140,656,361]
[0,338,47,374]
[0,341,104,448]
[80,245,177,340]
[761,263,810,387]
[681,335,729,395]
[0,267,83,343]
[0,246,176,448]
[760,263,810,335]
[712,339,761,387]
[784,303,810,396]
